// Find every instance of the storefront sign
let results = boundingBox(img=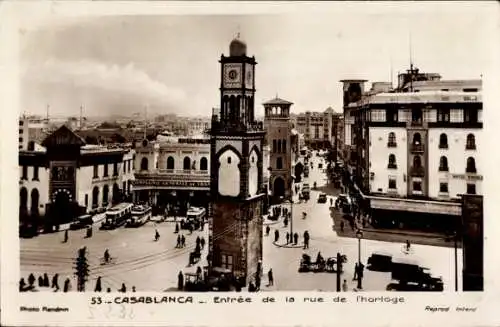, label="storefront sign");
[451,174,483,181]
[370,198,461,216]
[133,179,209,188]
